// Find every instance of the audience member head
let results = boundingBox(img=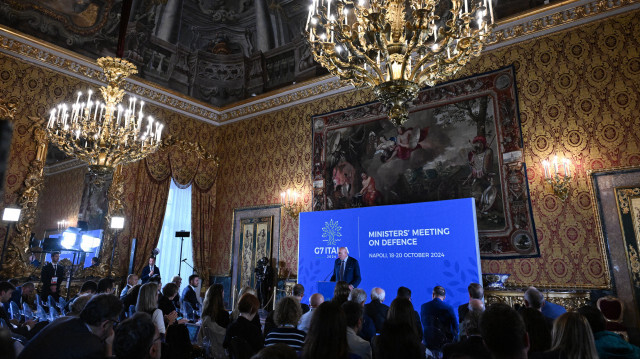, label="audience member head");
[376,297,423,359]
[309,293,324,309]
[136,282,159,313]
[348,288,366,305]
[98,277,115,294]
[127,274,139,286]
[275,296,303,326]
[332,281,351,305]
[202,284,225,321]
[577,305,606,334]
[550,312,598,359]
[80,280,98,294]
[113,312,161,359]
[460,309,482,337]
[21,282,35,296]
[518,307,551,354]
[469,298,485,312]
[165,322,193,358]
[162,283,179,300]
[292,284,305,299]
[468,283,484,300]
[433,285,446,299]
[238,293,260,317]
[371,287,386,302]
[480,303,529,359]
[302,301,349,359]
[524,286,544,310]
[396,286,412,300]
[123,284,142,308]
[342,300,363,331]
[69,294,94,316]
[0,281,15,301]
[171,276,182,287]
[148,275,161,285]
[251,343,297,359]
[188,274,200,287]
[80,294,123,341]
